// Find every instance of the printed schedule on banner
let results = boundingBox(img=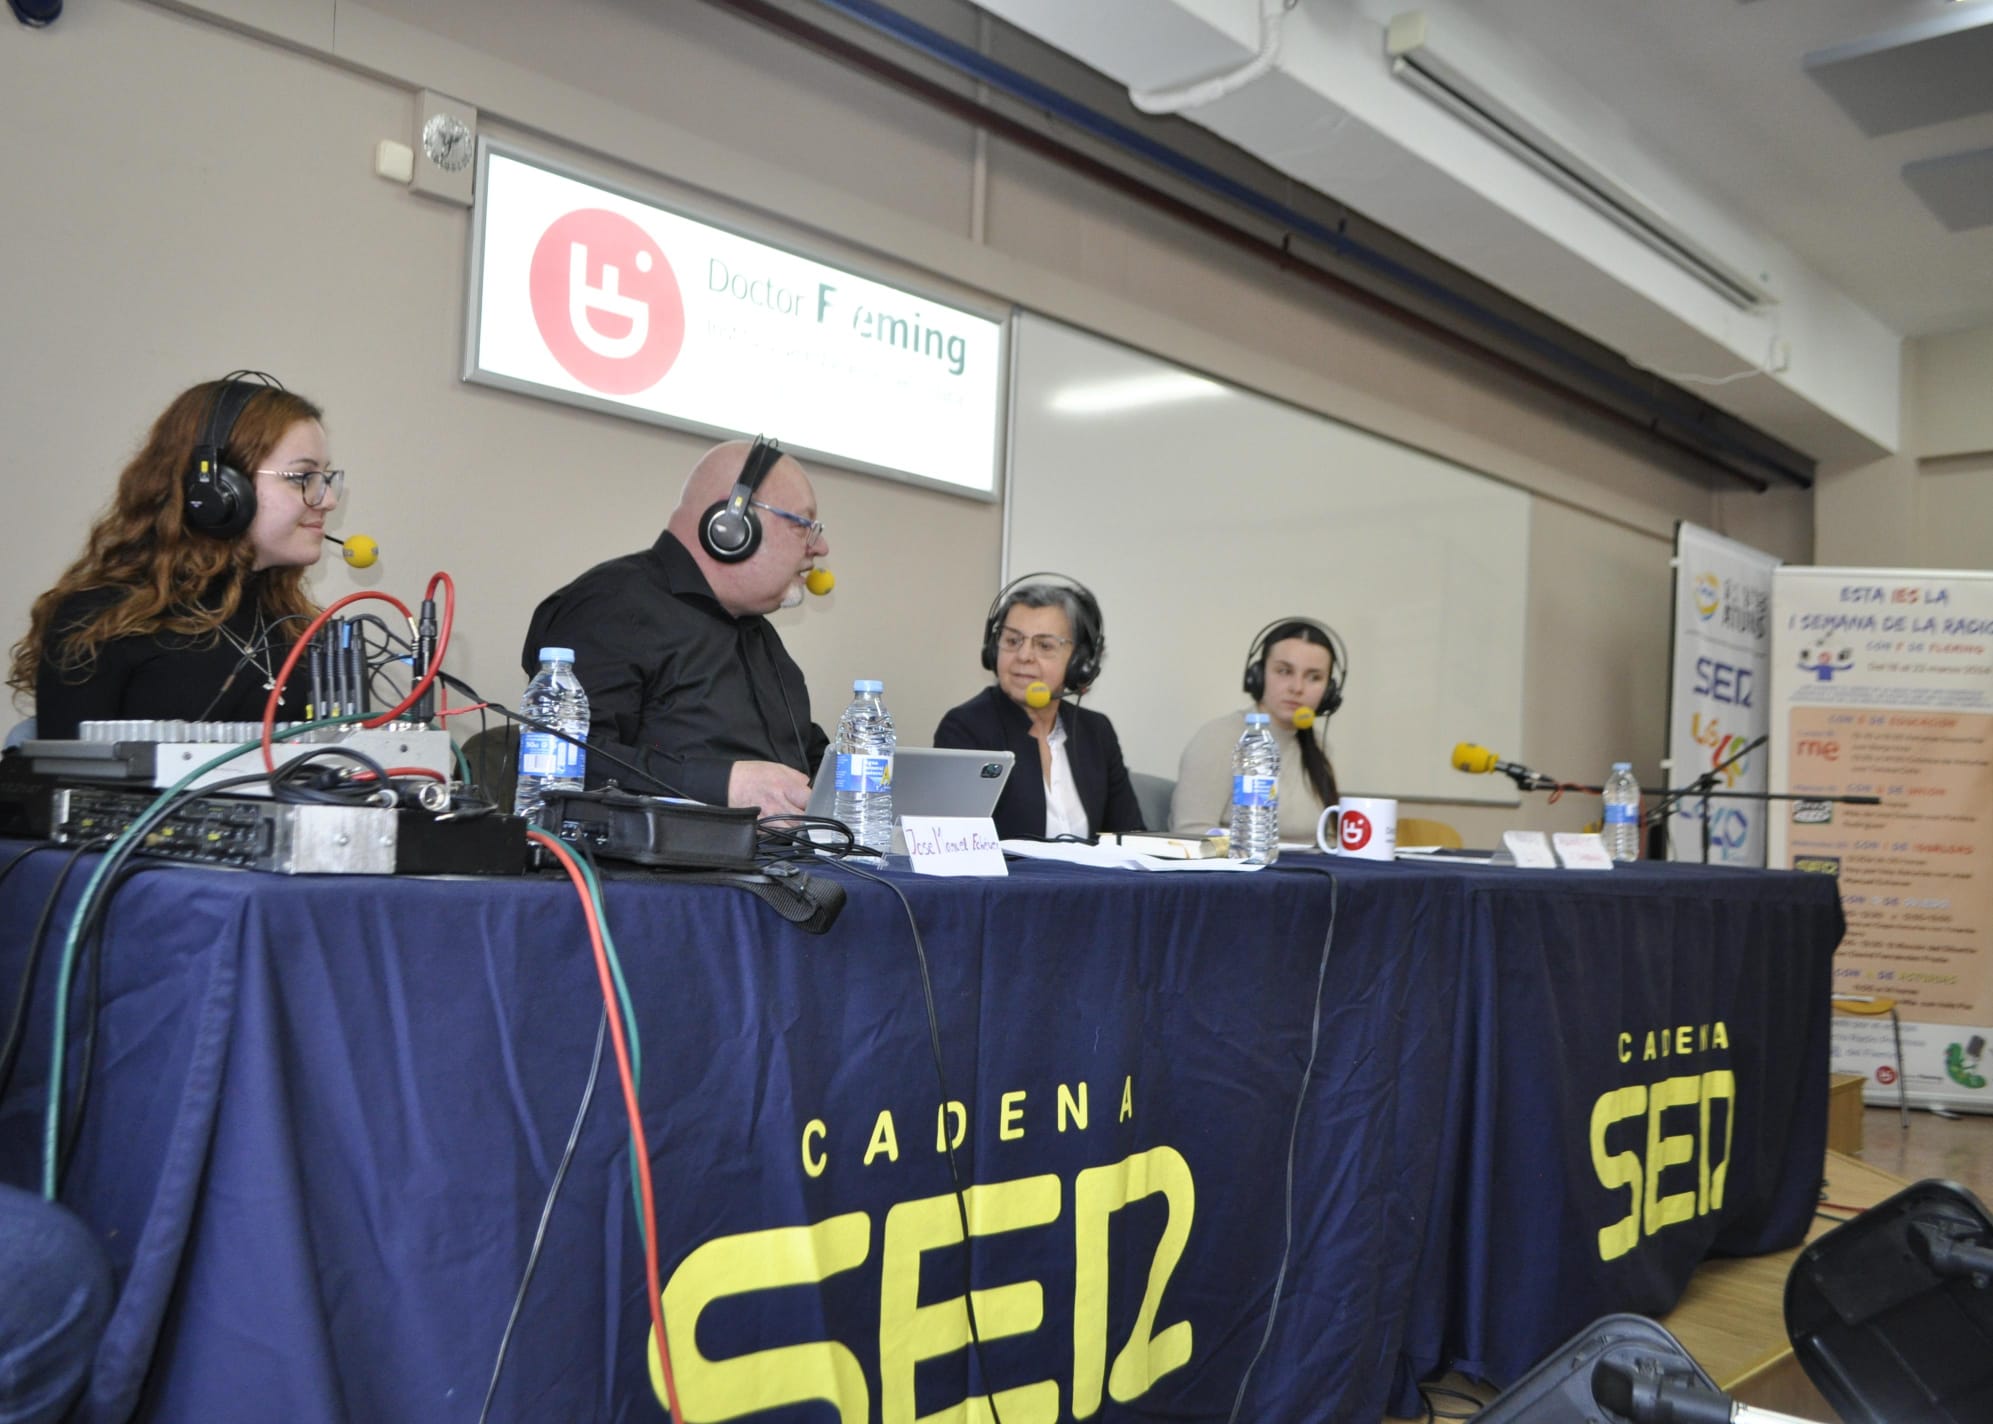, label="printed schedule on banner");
[1770,568,1993,1109]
